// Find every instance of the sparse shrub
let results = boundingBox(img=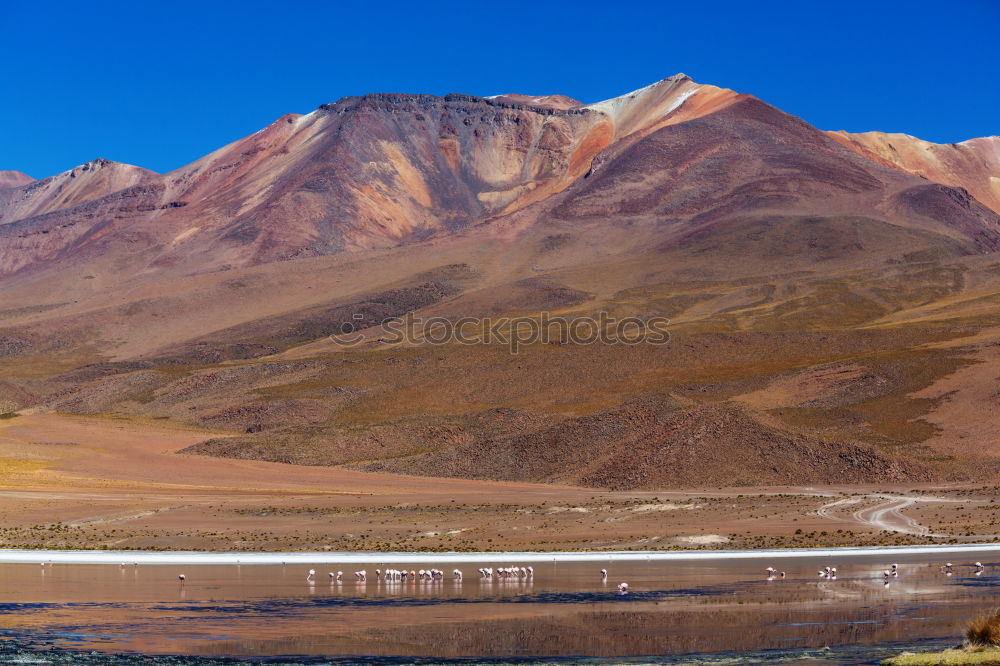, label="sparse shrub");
[966,609,1000,647]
